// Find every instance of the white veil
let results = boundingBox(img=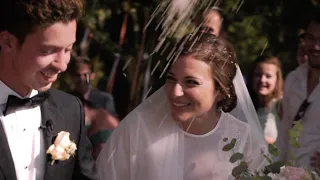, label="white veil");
[230,65,266,144]
[97,63,268,179]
